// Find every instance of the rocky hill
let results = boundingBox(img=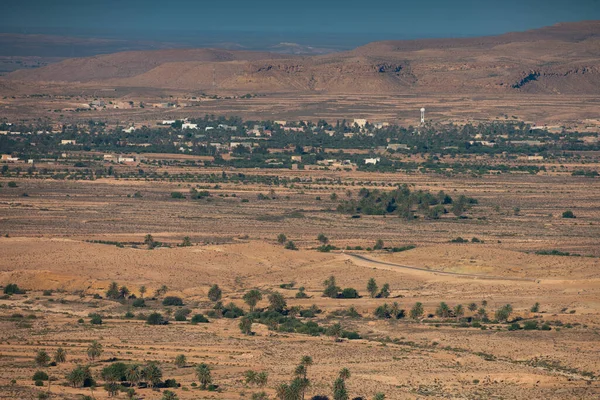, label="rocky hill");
[5,21,600,94]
